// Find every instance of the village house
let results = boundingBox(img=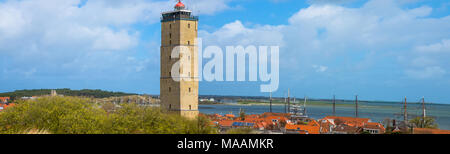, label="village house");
[361,122,386,134]
[208,113,388,134]
[333,124,361,134]
[318,118,335,134]
[0,97,10,103]
[323,116,371,127]
[0,103,15,112]
[285,120,321,134]
[320,116,386,134]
